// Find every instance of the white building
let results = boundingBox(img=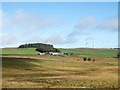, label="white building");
[38,52,46,55]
